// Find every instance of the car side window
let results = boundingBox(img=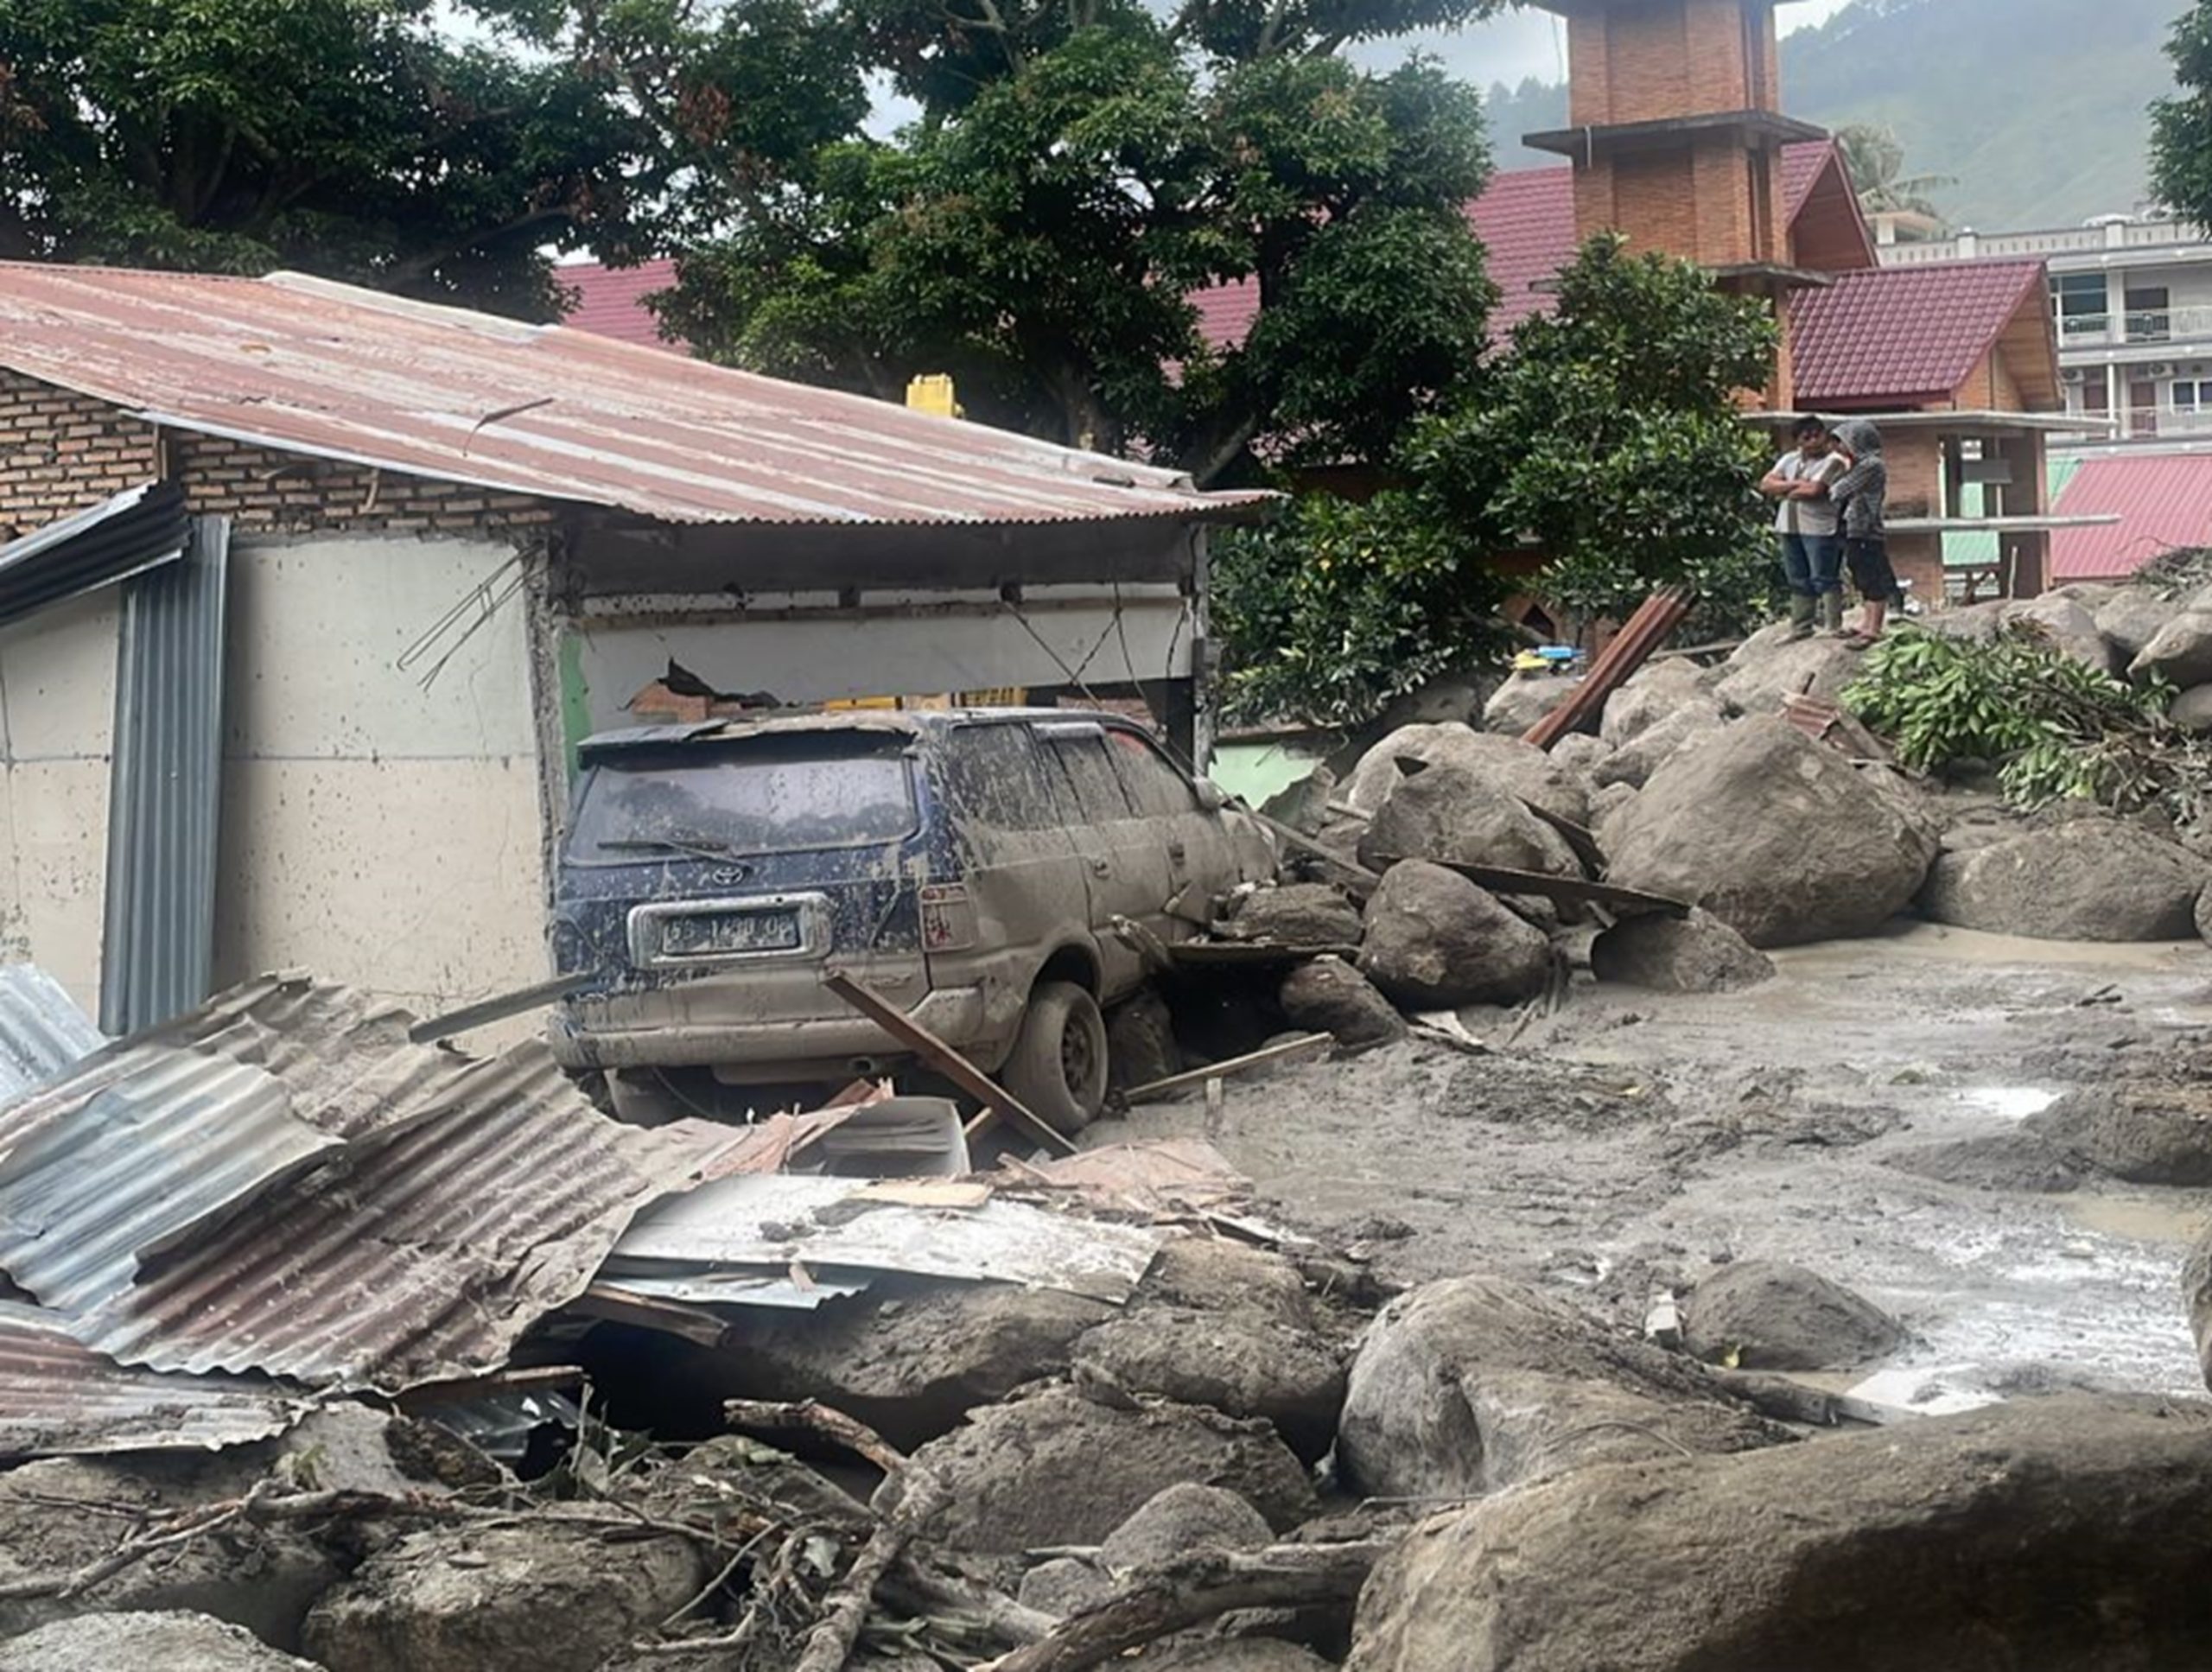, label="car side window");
[939,724,1060,832]
[1039,732,1135,824]
[1105,728,1201,817]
